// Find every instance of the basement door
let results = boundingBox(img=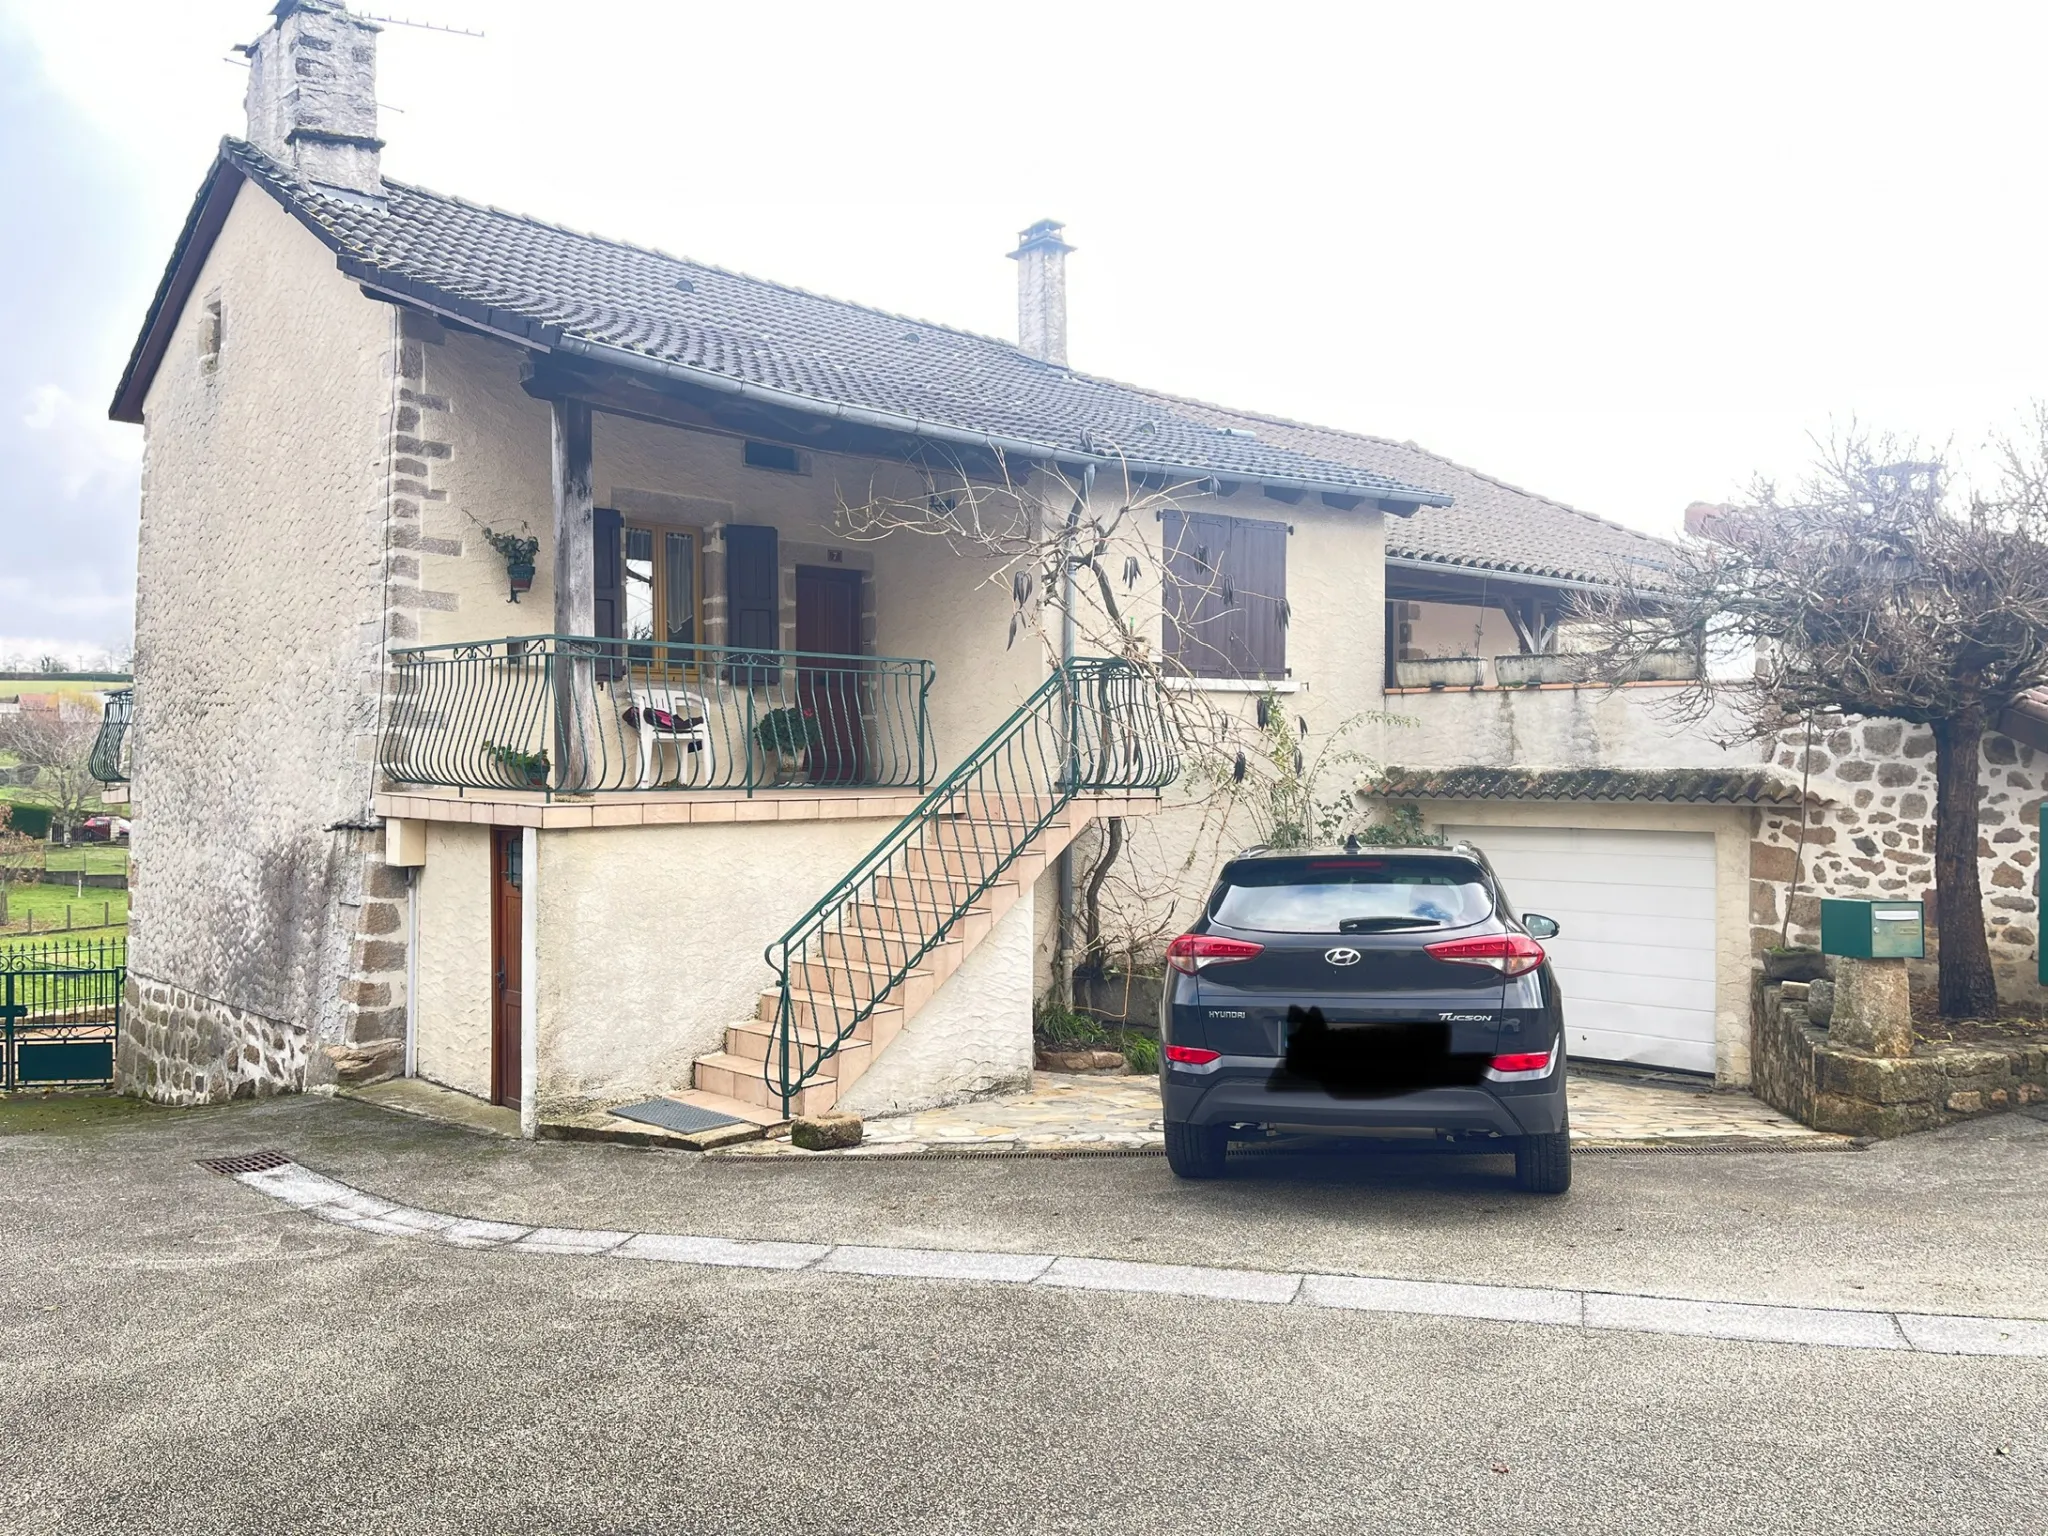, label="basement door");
[490,828,523,1108]
[1444,824,1718,1075]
